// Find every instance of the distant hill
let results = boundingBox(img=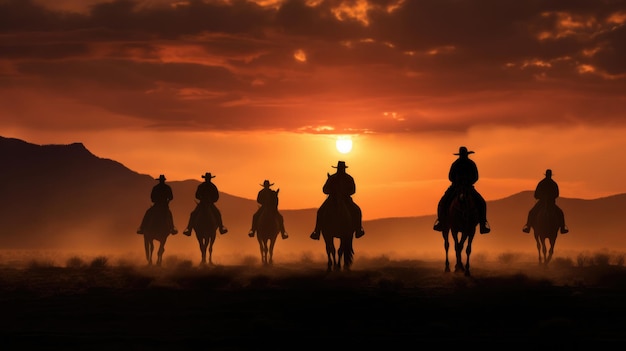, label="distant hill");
[1,136,624,263]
